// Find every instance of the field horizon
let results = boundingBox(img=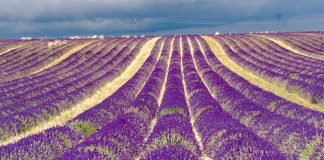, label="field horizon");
[0,31,323,159]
